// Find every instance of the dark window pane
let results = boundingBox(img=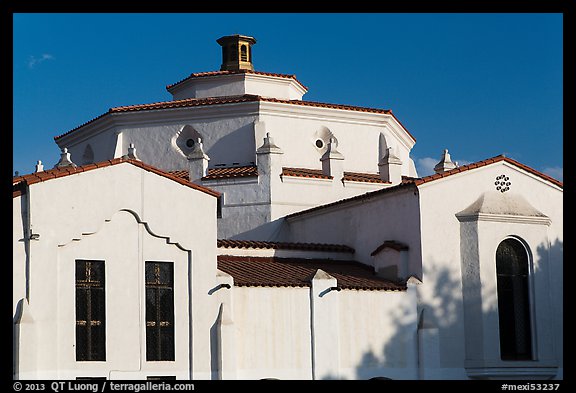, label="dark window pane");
[496,239,532,360]
[146,288,157,322]
[160,327,175,360]
[146,326,159,361]
[145,262,175,361]
[76,289,88,322]
[76,326,88,361]
[159,289,174,322]
[76,260,106,361]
